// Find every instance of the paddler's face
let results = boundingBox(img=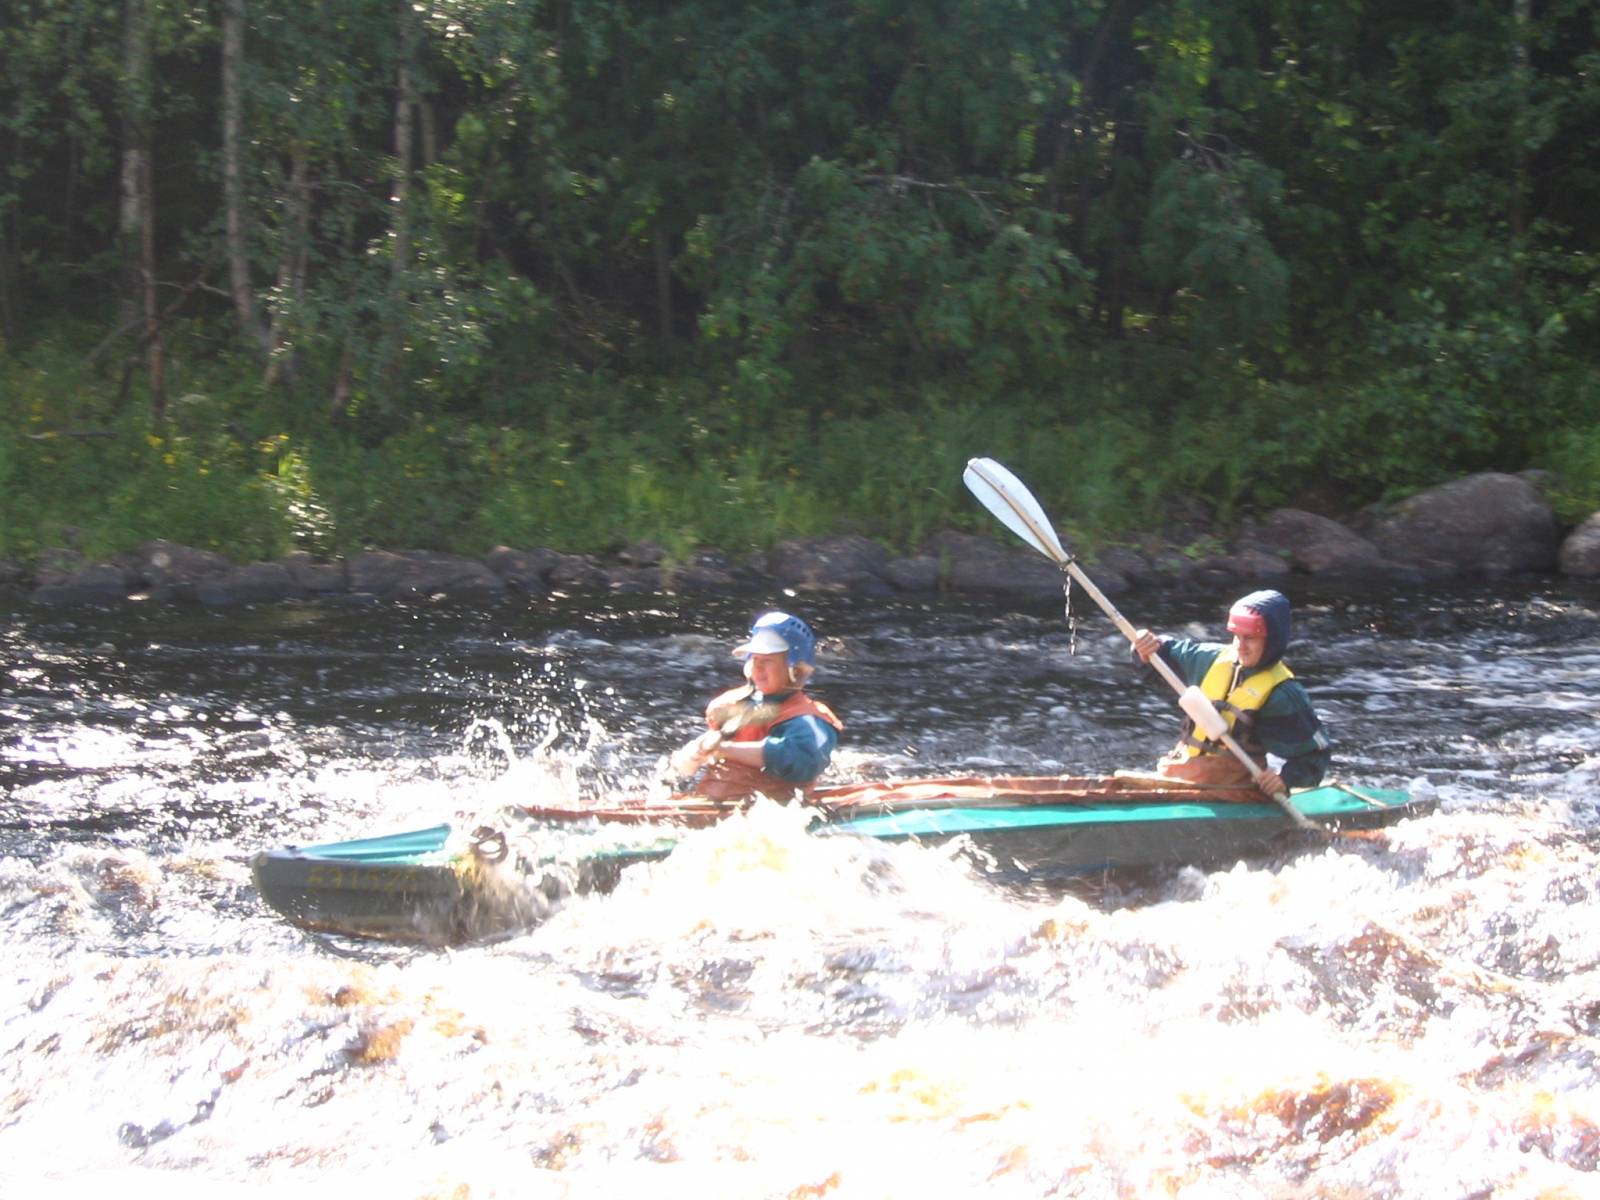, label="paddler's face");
[1234,633,1267,669]
[746,651,793,694]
